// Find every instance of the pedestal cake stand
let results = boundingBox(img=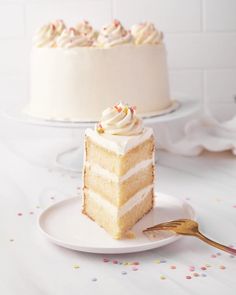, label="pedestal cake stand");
[1,98,200,172]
